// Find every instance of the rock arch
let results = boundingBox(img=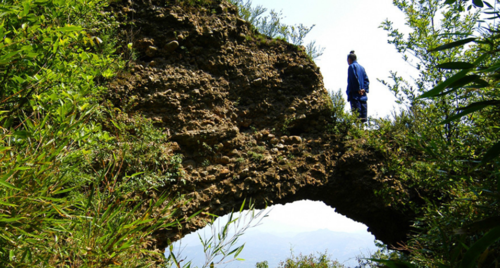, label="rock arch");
[109,0,414,249]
